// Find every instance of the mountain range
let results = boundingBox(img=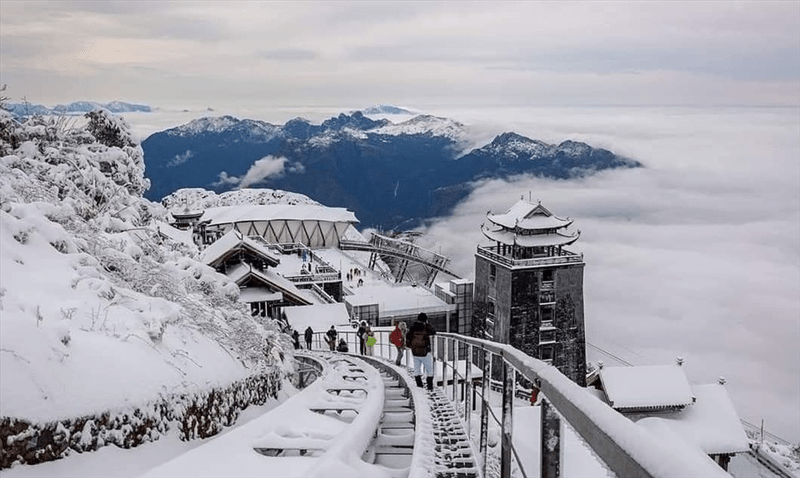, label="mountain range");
[142,110,641,228]
[6,101,151,117]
